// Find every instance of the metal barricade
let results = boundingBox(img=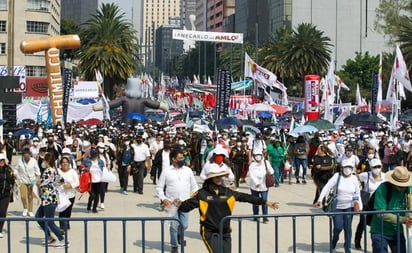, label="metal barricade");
[219,210,412,253]
[0,216,185,253]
